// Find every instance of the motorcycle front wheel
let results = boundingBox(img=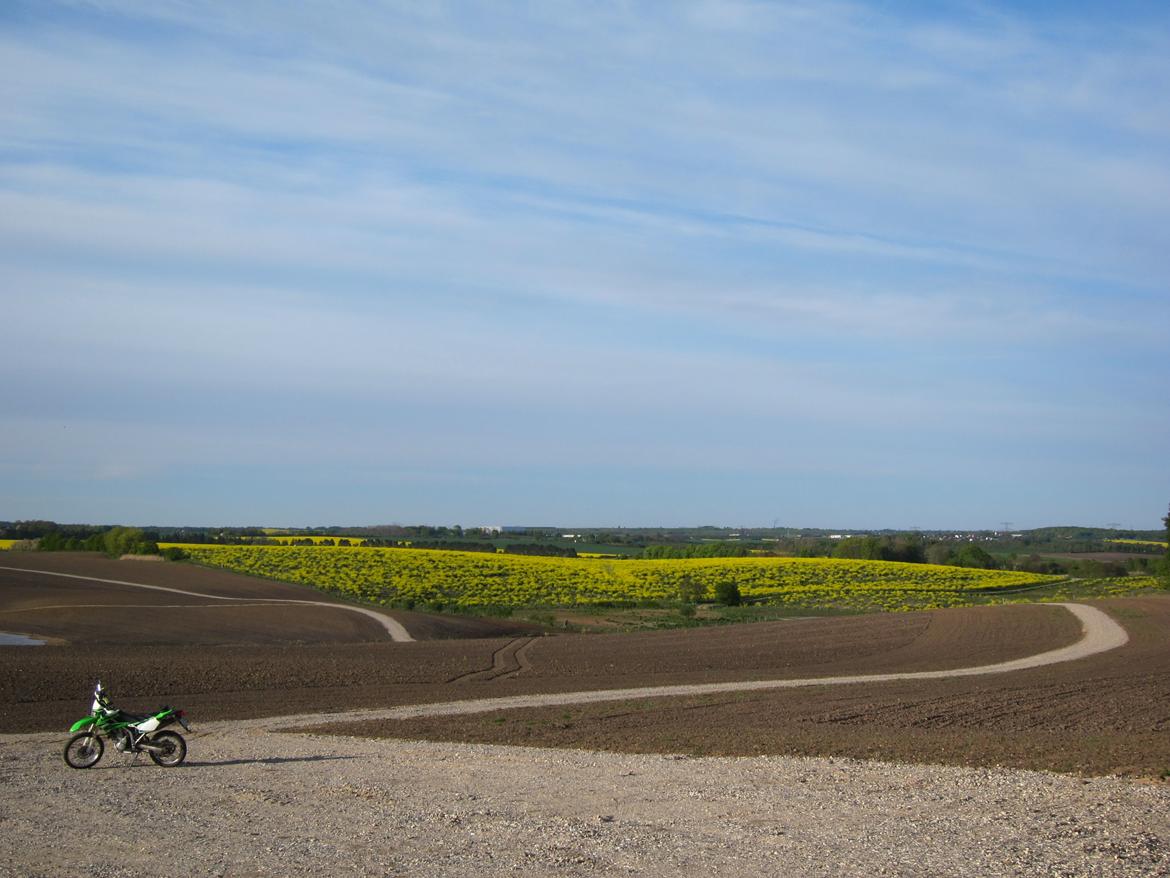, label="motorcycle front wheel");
[147,730,186,767]
[63,732,104,769]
